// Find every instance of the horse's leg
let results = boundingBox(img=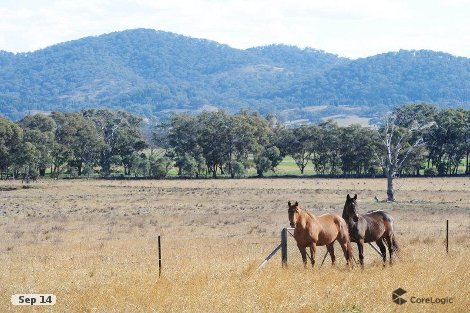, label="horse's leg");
[326,243,336,265]
[376,239,387,266]
[339,239,352,267]
[309,244,317,268]
[384,236,393,265]
[357,239,365,268]
[298,244,307,268]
